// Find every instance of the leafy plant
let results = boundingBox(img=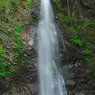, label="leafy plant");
[0,44,3,53]
[24,5,31,9]
[70,36,82,46]
[82,49,91,55]
[0,53,6,77]
[0,64,6,77]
